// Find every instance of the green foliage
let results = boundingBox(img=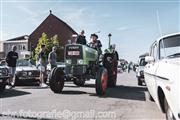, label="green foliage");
[32,33,61,62]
